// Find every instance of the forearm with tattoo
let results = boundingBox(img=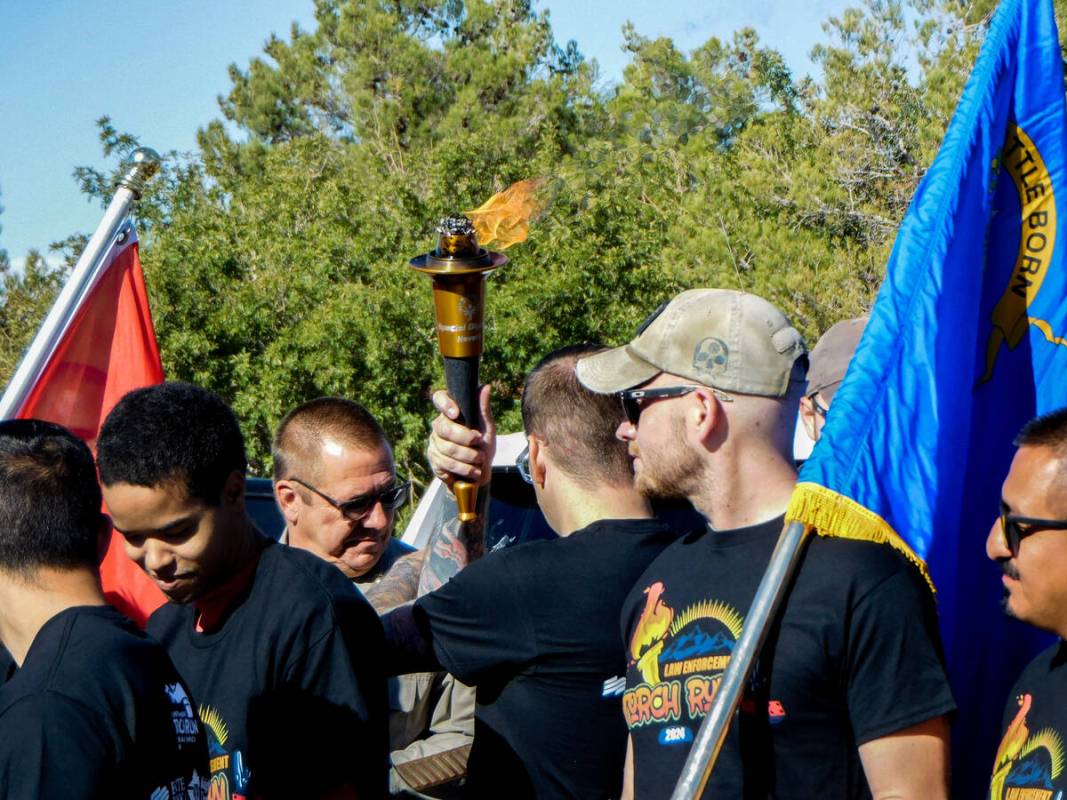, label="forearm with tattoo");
[362,550,426,613]
[417,486,490,596]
